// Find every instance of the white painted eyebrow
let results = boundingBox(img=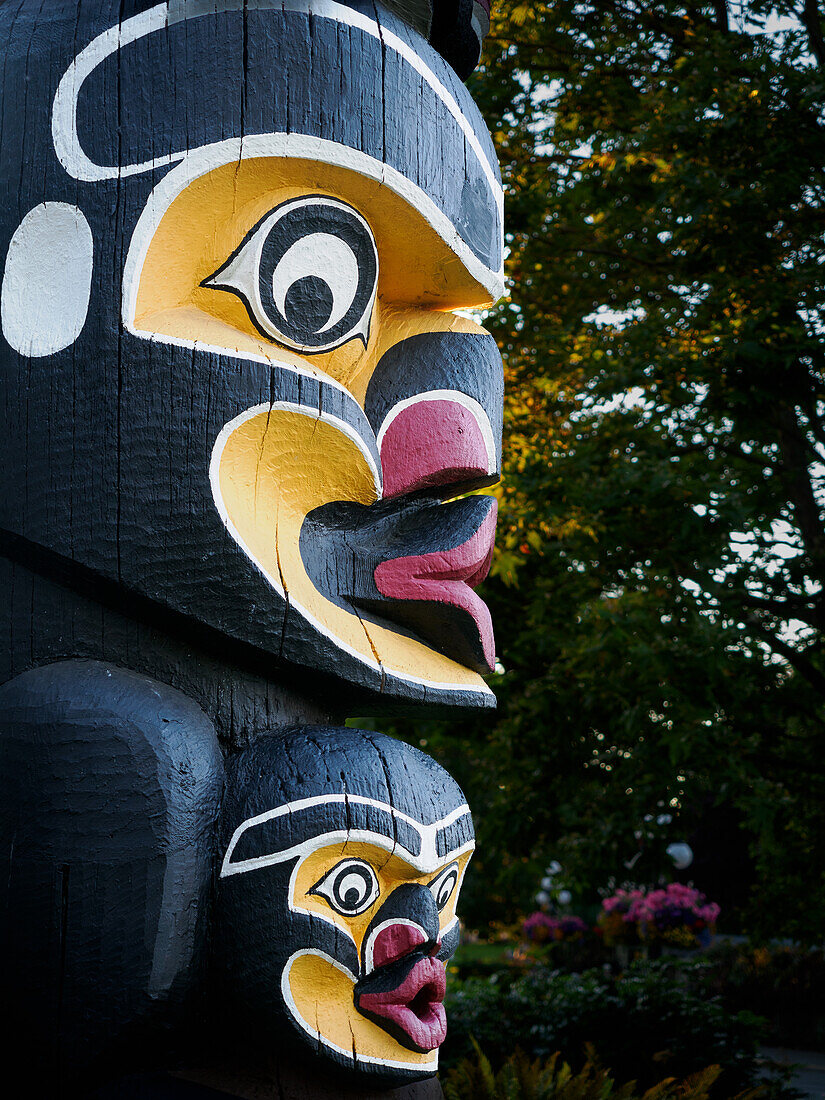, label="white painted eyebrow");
[53,0,503,299]
[220,793,473,877]
[51,0,502,217]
